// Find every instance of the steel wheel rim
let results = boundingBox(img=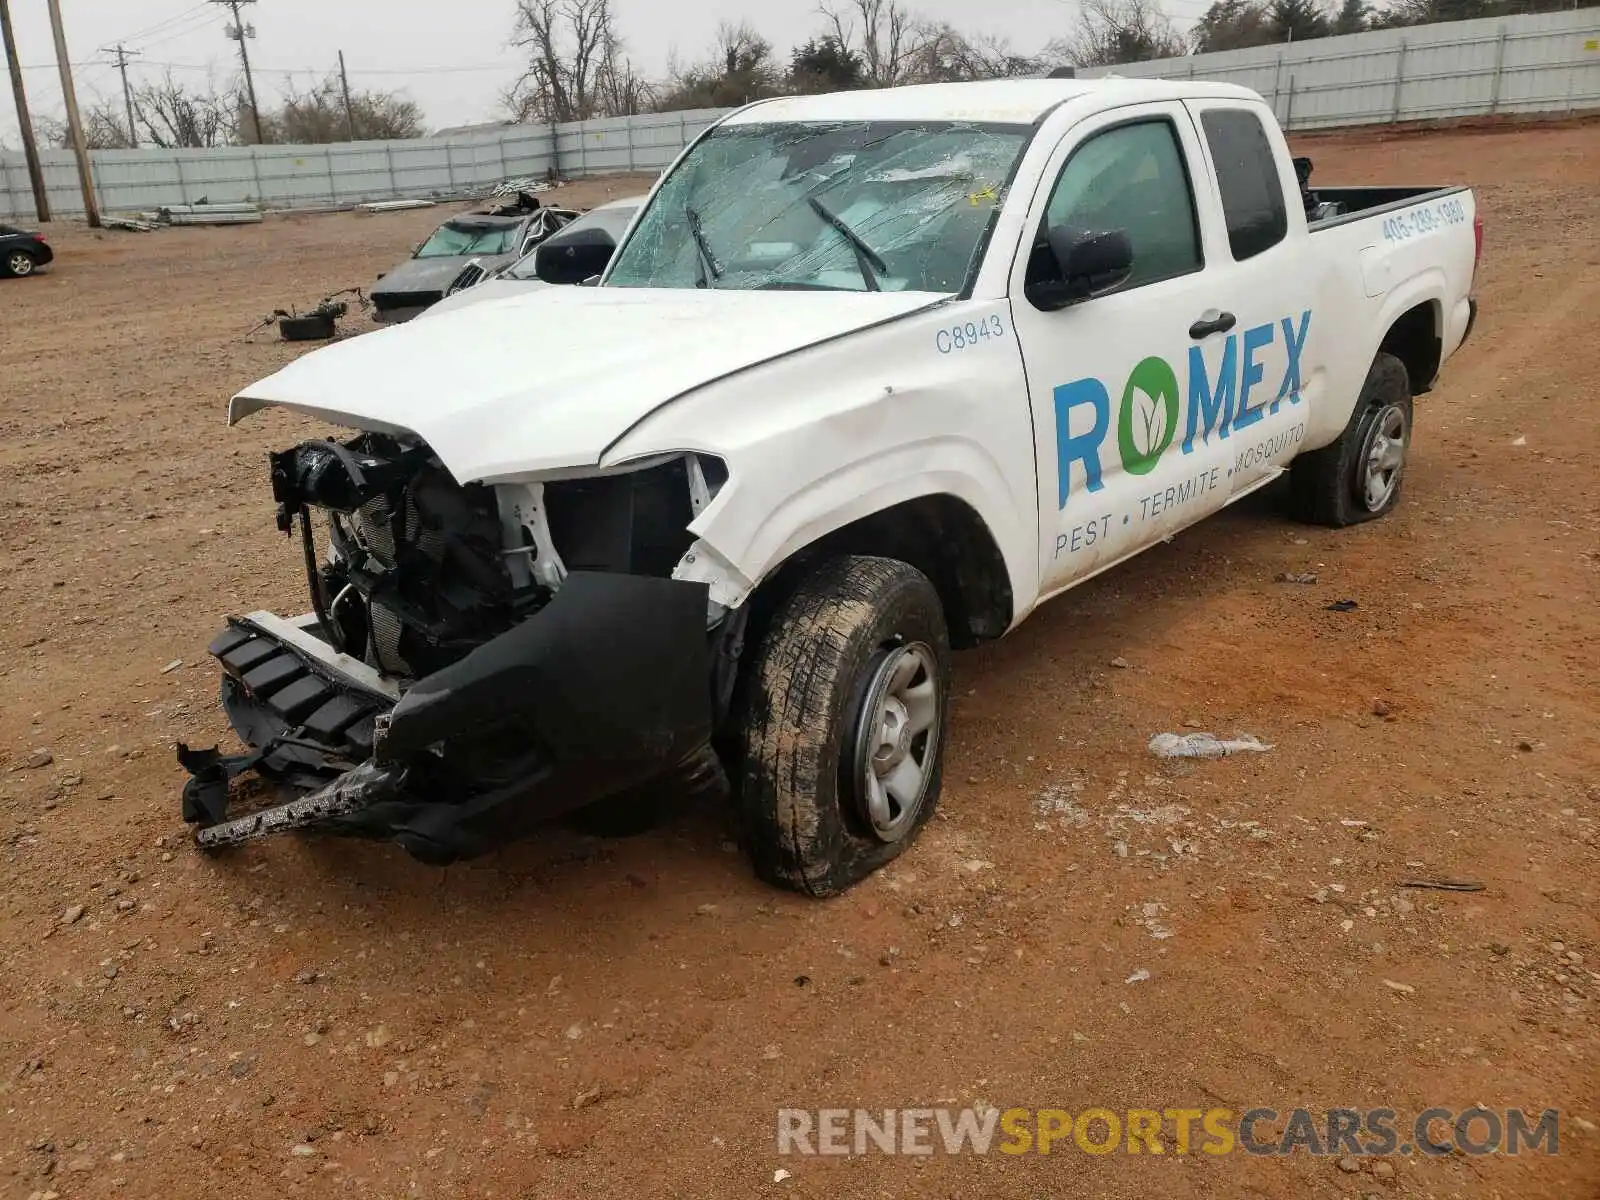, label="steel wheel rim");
[852,642,940,843]
[1360,403,1407,512]
[8,252,33,276]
